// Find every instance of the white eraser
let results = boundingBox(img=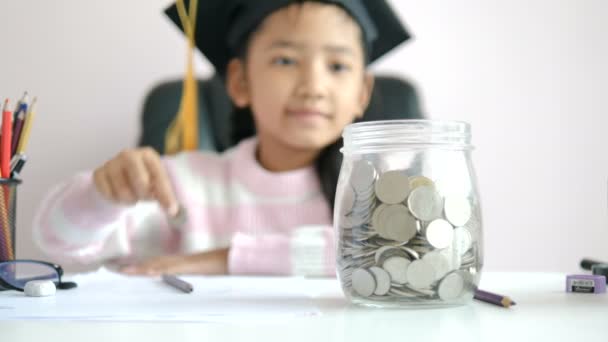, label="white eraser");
[24,280,56,297]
